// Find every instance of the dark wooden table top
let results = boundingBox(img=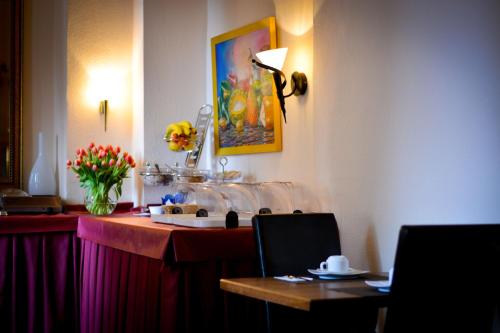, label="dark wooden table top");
[220,274,390,312]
